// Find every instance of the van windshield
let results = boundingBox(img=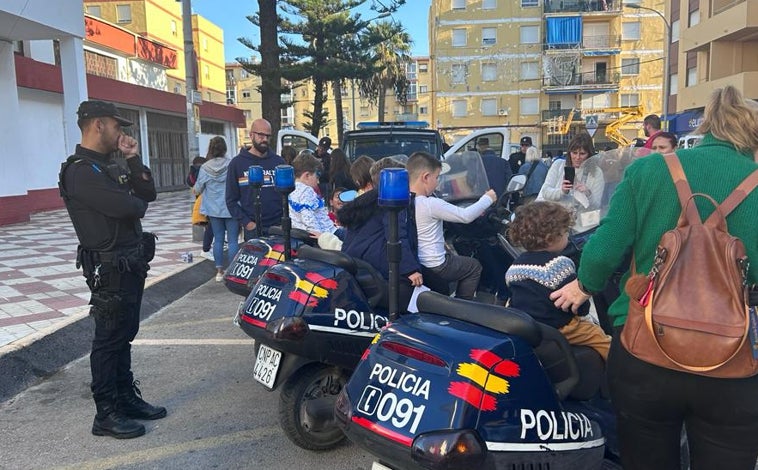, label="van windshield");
[344,135,441,162]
